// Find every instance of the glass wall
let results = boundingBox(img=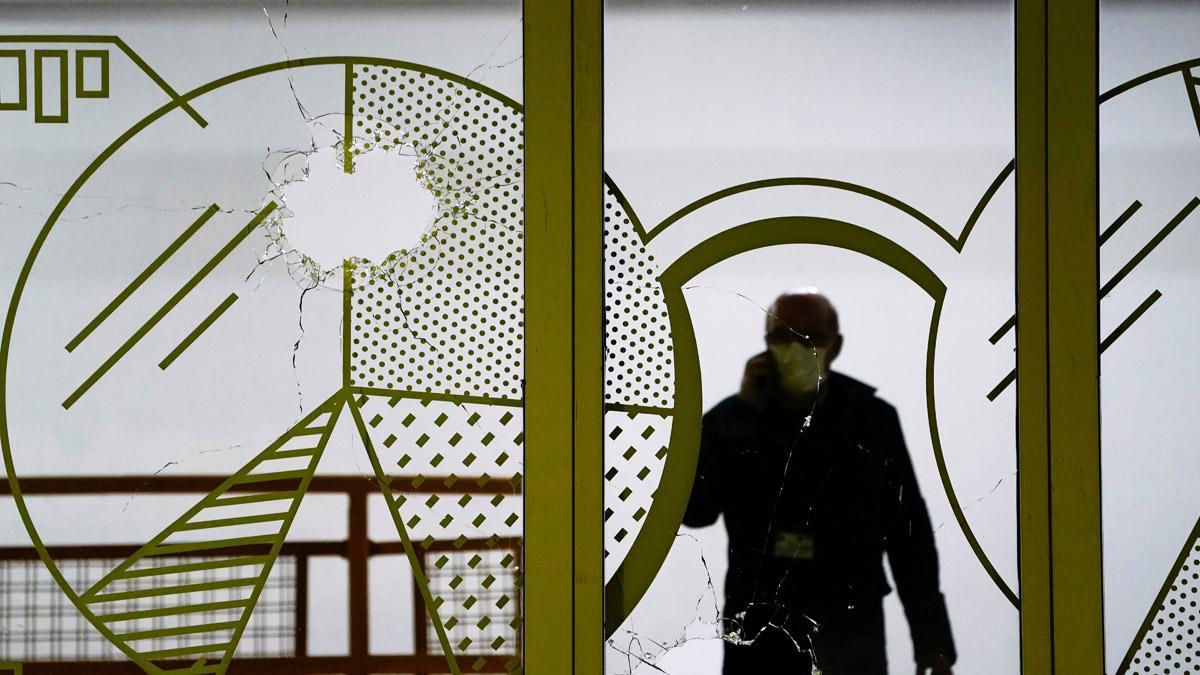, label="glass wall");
[602,3,1018,673]
[1099,2,1200,673]
[0,3,524,673]
[4,3,1188,673]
